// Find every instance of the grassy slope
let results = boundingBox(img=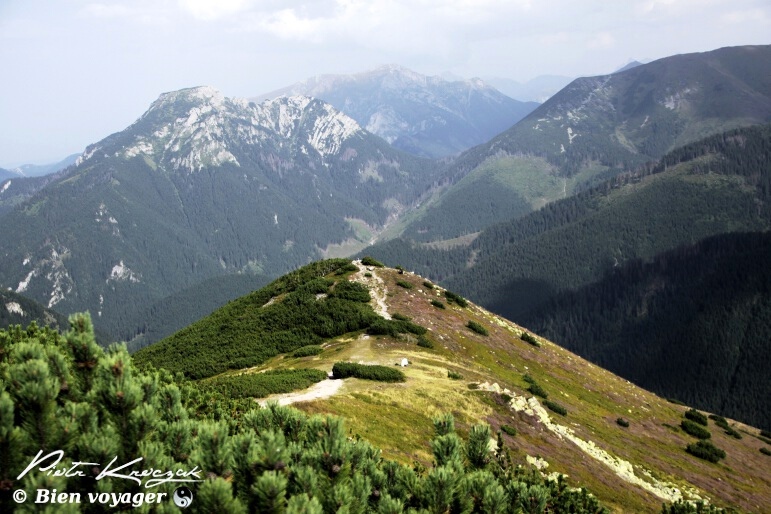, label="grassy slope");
[161,264,771,513]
